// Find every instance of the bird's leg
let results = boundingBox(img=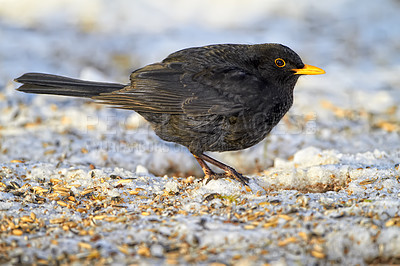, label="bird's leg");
[193,155,213,177]
[194,154,249,186]
[193,155,225,184]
